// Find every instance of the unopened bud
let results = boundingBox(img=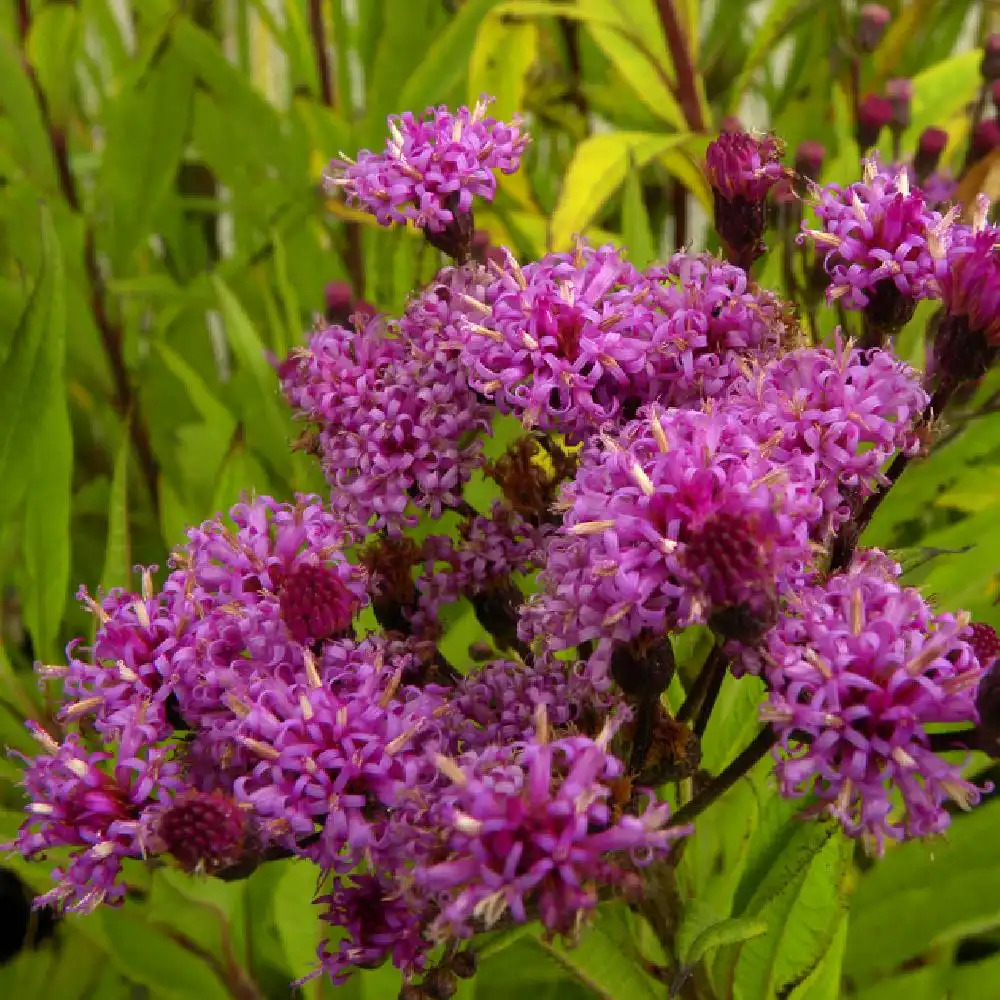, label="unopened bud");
[913,127,948,181]
[856,94,893,150]
[982,33,1000,82]
[451,950,478,980]
[969,119,1000,168]
[856,4,891,54]
[885,78,914,131]
[794,140,826,183]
